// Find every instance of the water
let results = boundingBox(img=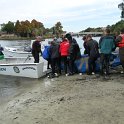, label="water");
[0,36,100,105]
[0,75,39,105]
[0,37,100,53]
[74,36,100,54]
[0,40,31,47]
